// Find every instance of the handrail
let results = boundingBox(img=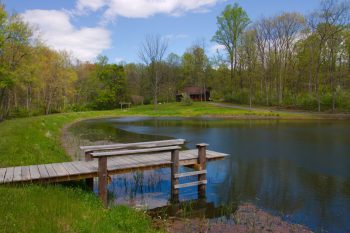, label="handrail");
[80,139,185,152]
[91,146,181,158]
